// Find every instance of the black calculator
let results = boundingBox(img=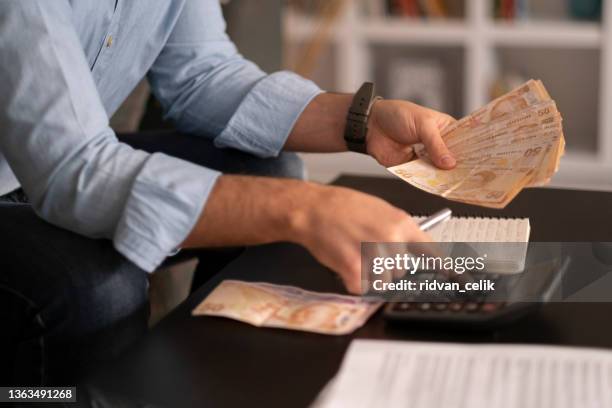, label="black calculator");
[383,255,570,328]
